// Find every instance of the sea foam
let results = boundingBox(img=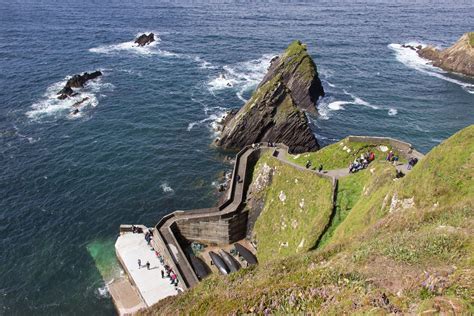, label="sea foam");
[160,182,174,193]
[388,43,474,94]
[26,74,113,122]
[388,108,398,116]
[89,32,180,58]
[207,53,275,102]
